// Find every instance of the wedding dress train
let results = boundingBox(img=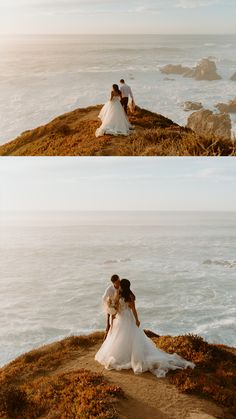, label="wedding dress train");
[95,97,132,137]
[95,299,195,378]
